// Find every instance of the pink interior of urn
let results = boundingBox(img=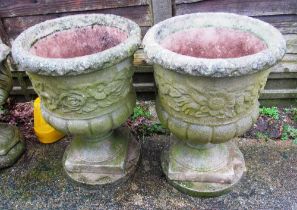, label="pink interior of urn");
[30,25,128,58]
[161,28,267,59]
